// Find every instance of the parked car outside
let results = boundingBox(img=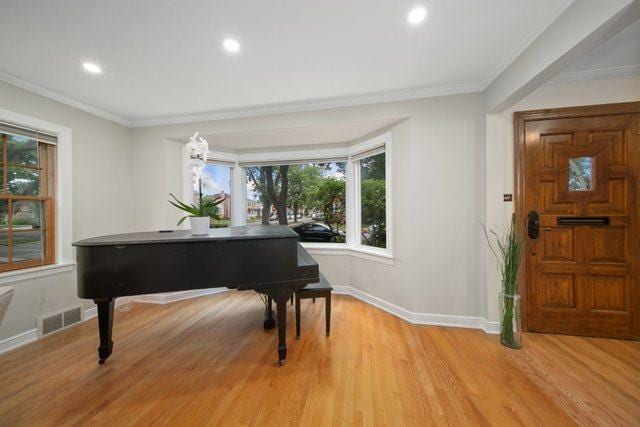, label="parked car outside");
[291,222,341,242]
